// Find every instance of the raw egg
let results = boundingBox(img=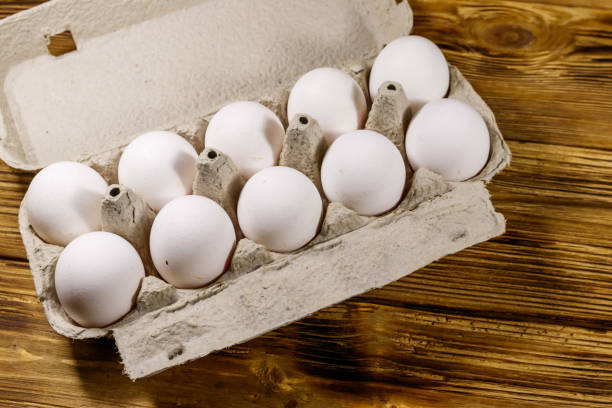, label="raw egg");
[405,98,490,181]
[237,166,322,252]
[205,101,285,179]
[55,231,144,328]
[118,131,198,212]
[150,195,236,289]
[26,161,108,246]
[369,35,449,111]
[321,130,406,216]
[287,67,367,144]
